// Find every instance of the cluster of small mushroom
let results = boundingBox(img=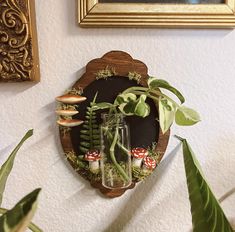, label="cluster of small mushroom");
[55,93,86,127]
[84,150,101,173]
[131,147,157,172]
